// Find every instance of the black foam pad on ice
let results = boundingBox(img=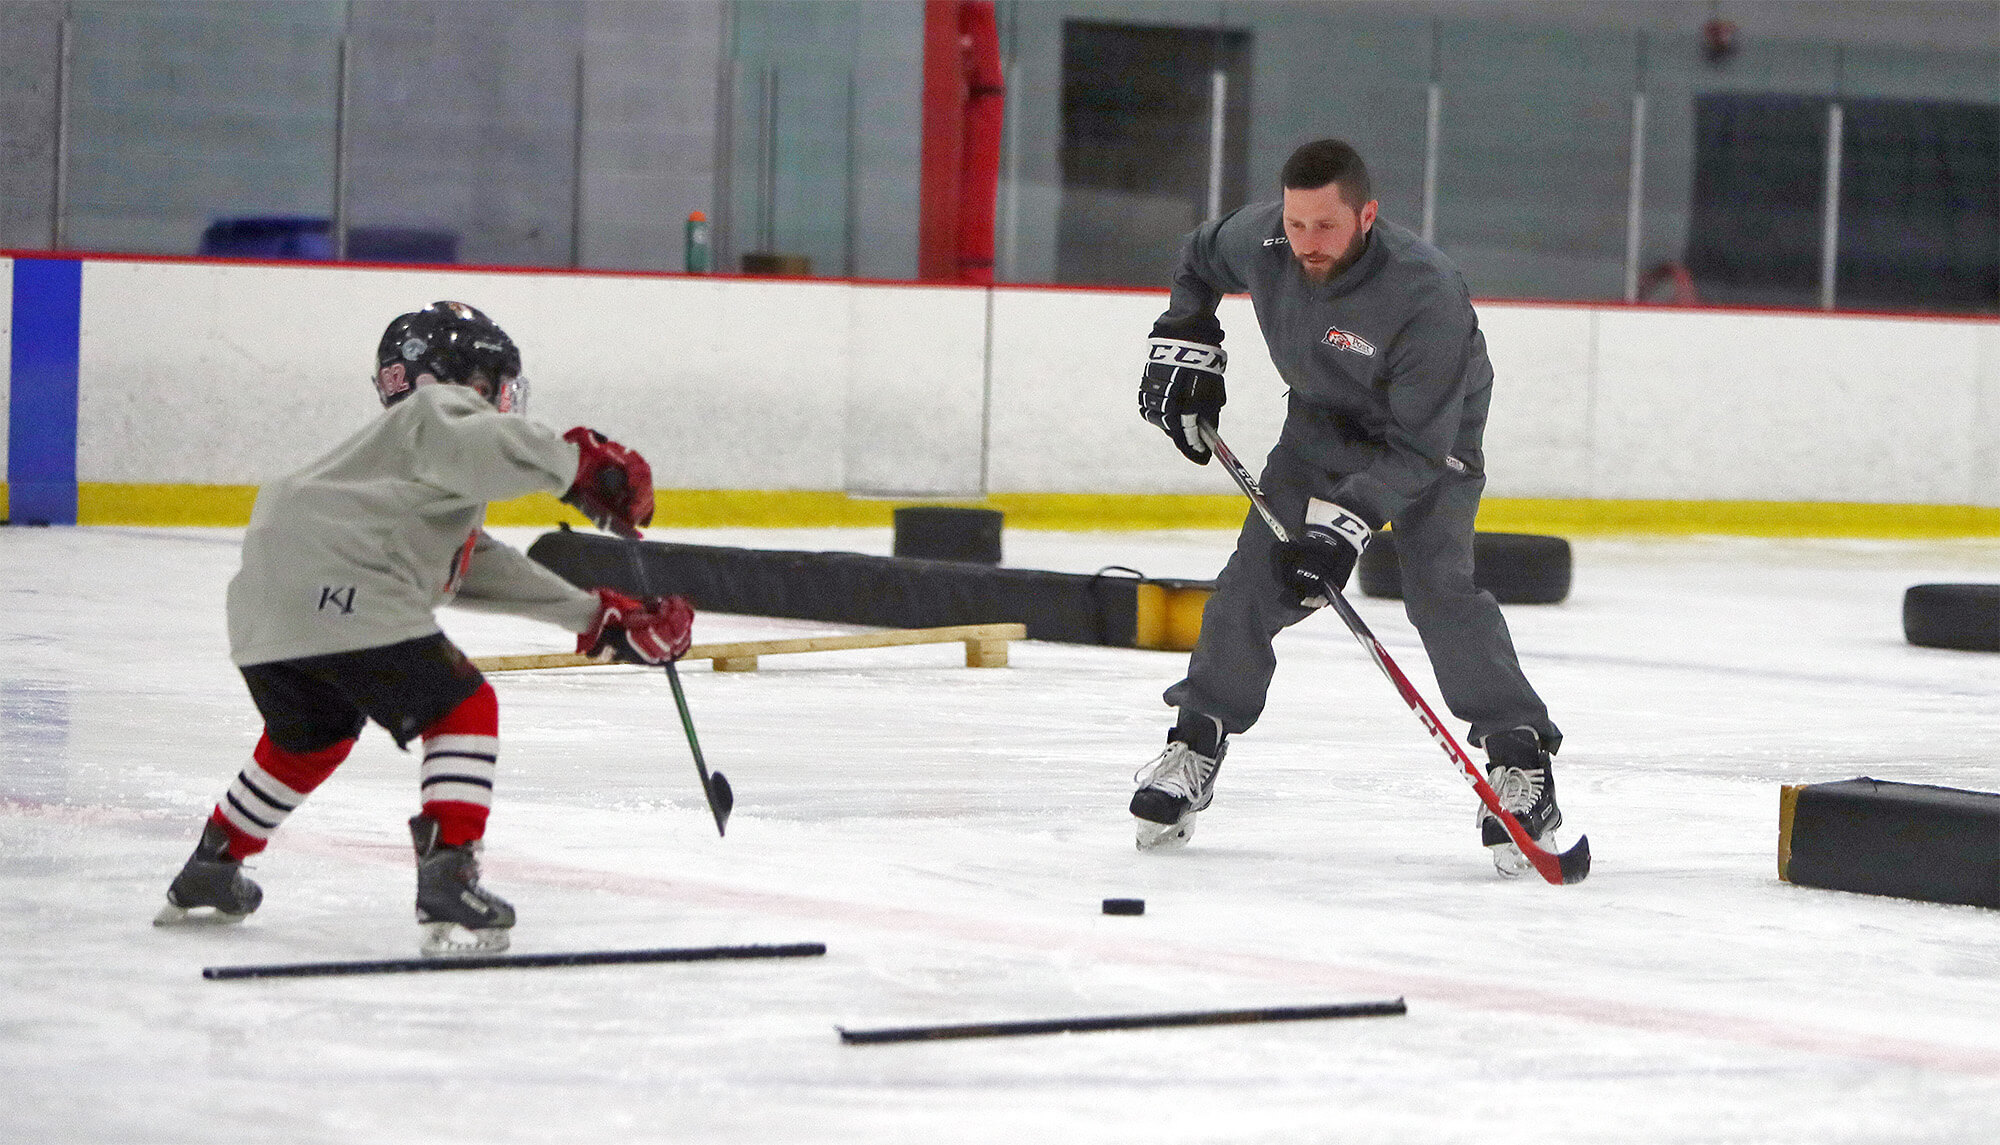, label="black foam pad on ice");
[1358,531,1572,605]
[527,528,1209,649]
[893,506,1003,565]
[1784,777,2000,908]
[1903,584,2000,651]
